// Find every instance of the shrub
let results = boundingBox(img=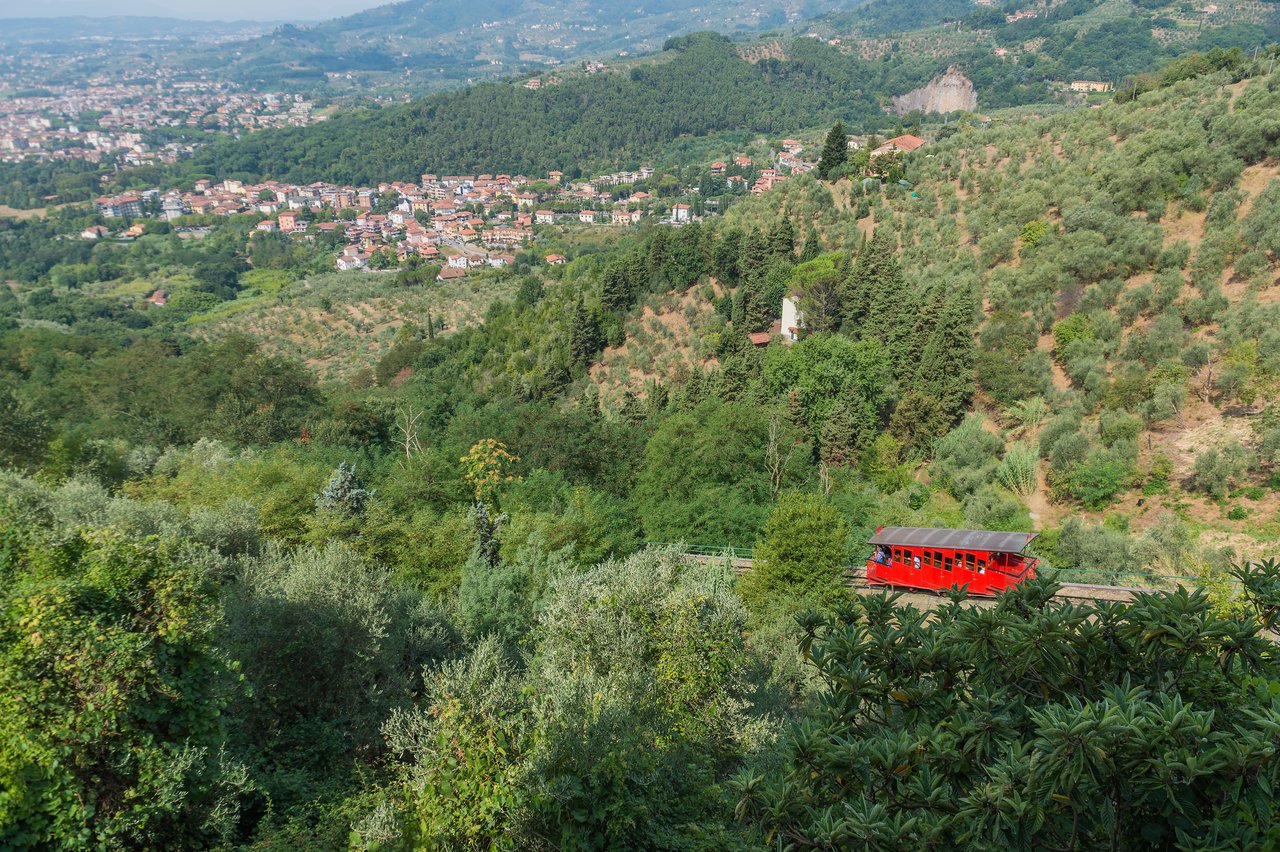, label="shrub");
[1099,409,1144,448]
[0,527,245,848]
[931,416,1003,499]
[1052,313,1094,358]
[741,491,850,611]
[1143,454,1173,495]
[737,561,1280,848]
[1068,448,1136,510]
[387,548,770,849]
[995,441,1039,496]
[1192,441,1250,499]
